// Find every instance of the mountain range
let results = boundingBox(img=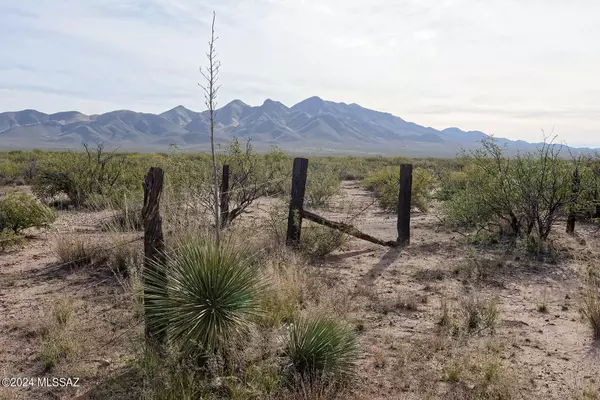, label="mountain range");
[0,96,590,156]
